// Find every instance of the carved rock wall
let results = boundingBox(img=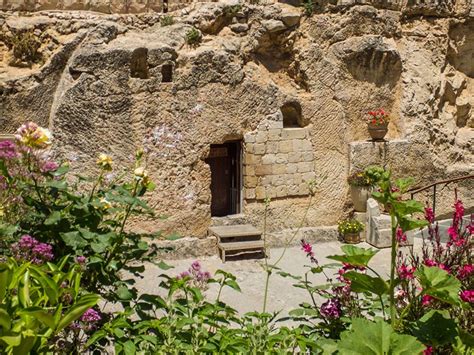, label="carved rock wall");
[1,1,473,240]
